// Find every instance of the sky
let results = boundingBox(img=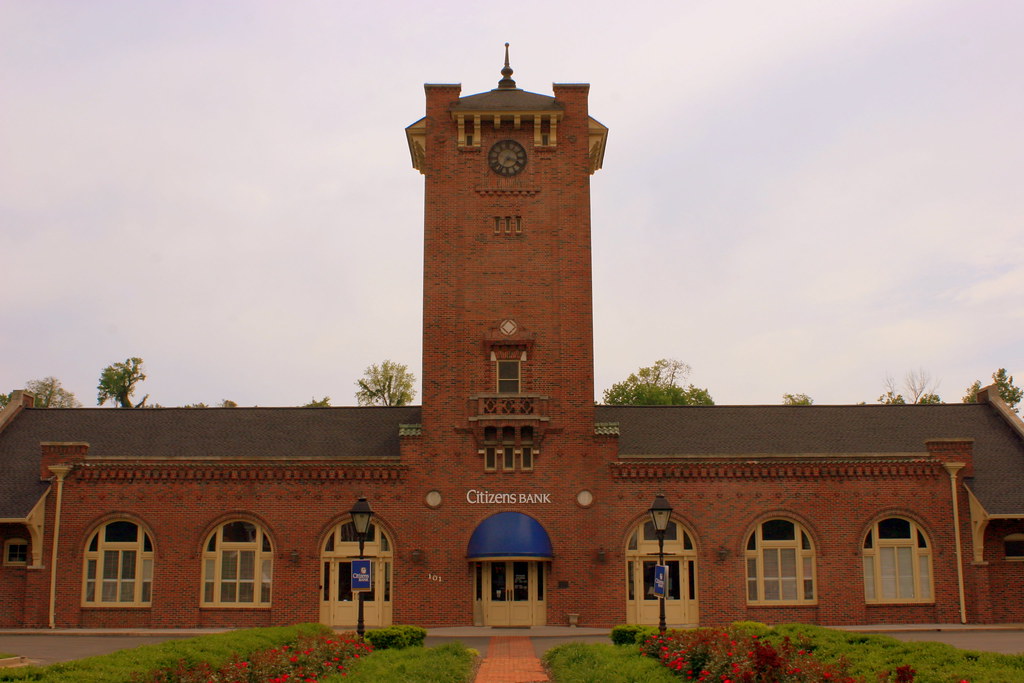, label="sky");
[2,0,1021,408]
